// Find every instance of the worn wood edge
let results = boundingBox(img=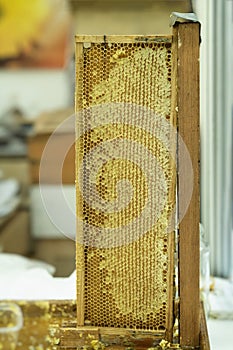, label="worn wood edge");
[171,22,180,345]
[58,325,166,348]
[75,34,172,43]
[166,232,175,343]
[58,323,209,349]
[164,24,179,344]
[199,303,211,350]
[175,22,201,348]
